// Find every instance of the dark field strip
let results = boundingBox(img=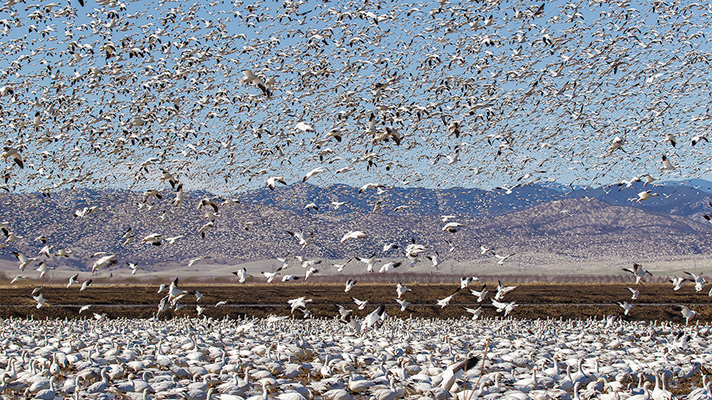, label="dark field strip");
[1,282,711,323]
